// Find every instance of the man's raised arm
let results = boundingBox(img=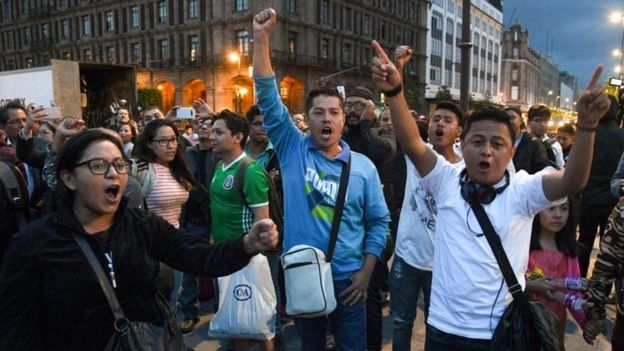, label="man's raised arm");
[370,41,437,176]
[253,8,276,78]
[542,65,612,201]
